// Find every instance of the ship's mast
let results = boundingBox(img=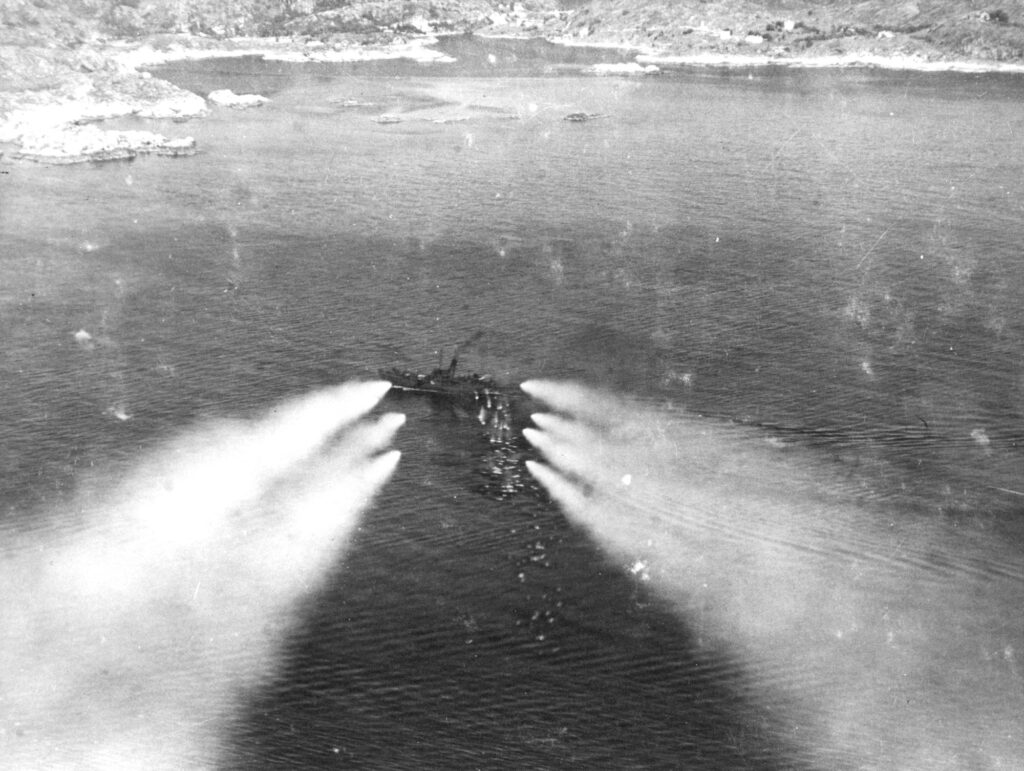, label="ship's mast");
[447,331,484,379]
